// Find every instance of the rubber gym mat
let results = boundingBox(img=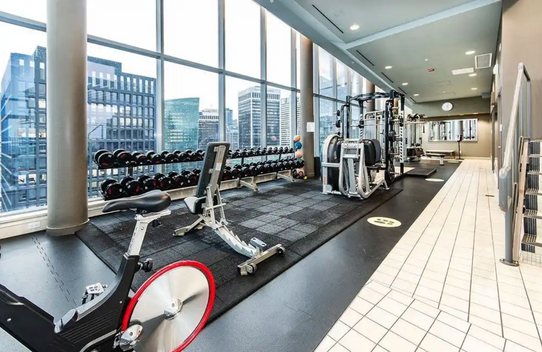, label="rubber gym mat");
[76,179,402,322]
